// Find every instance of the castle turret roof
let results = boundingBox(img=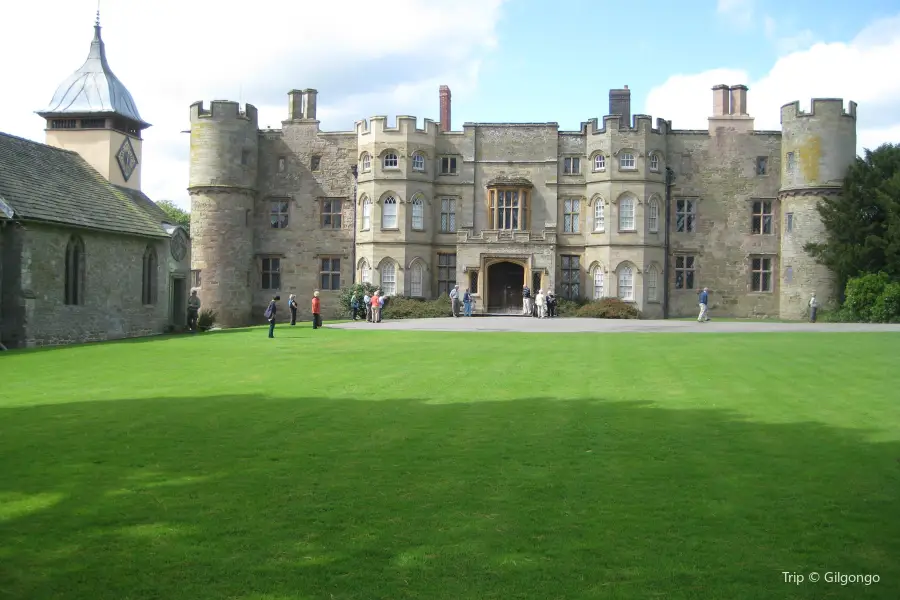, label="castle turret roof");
[36,14,150,129]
